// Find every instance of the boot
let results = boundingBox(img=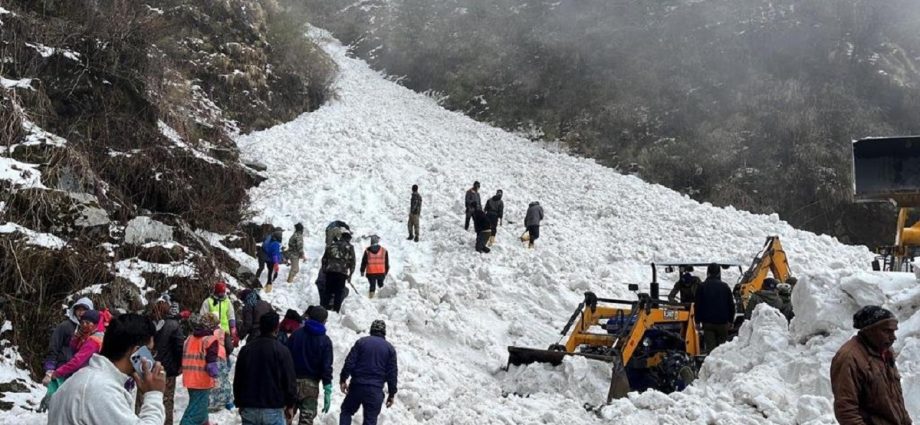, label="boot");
[264,284,273,293]
[414,236,419,242]
[368,291,375,299]
[407,235,414,240]
[487,235,495,246]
